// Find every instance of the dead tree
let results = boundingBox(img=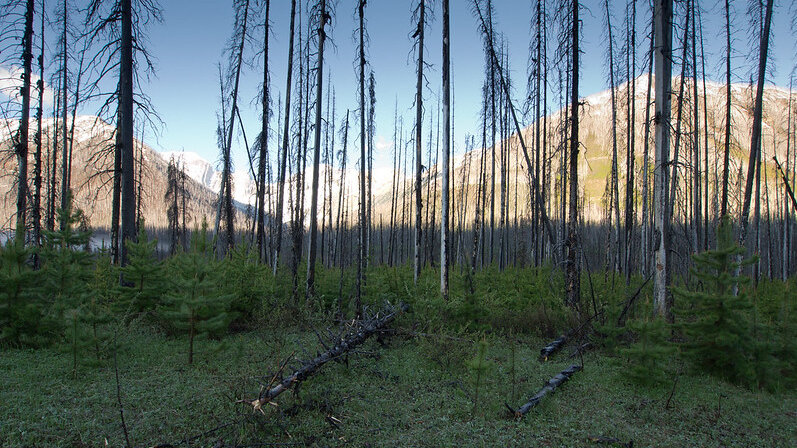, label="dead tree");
[440,0,451,299]
[356,0,367,316]
[565,0,581,309]
[215,0,251,254]
[653,0,673,319]
[739,0,774,250]
[511,364,582,417]
[256,0,271,263]
[306,0,329,298]
[720,0,732,217]
[243,302,407,412]
[272,0,297,275]
[12,0,35,238]
[413,0,426,285]
[31,0,45,266]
